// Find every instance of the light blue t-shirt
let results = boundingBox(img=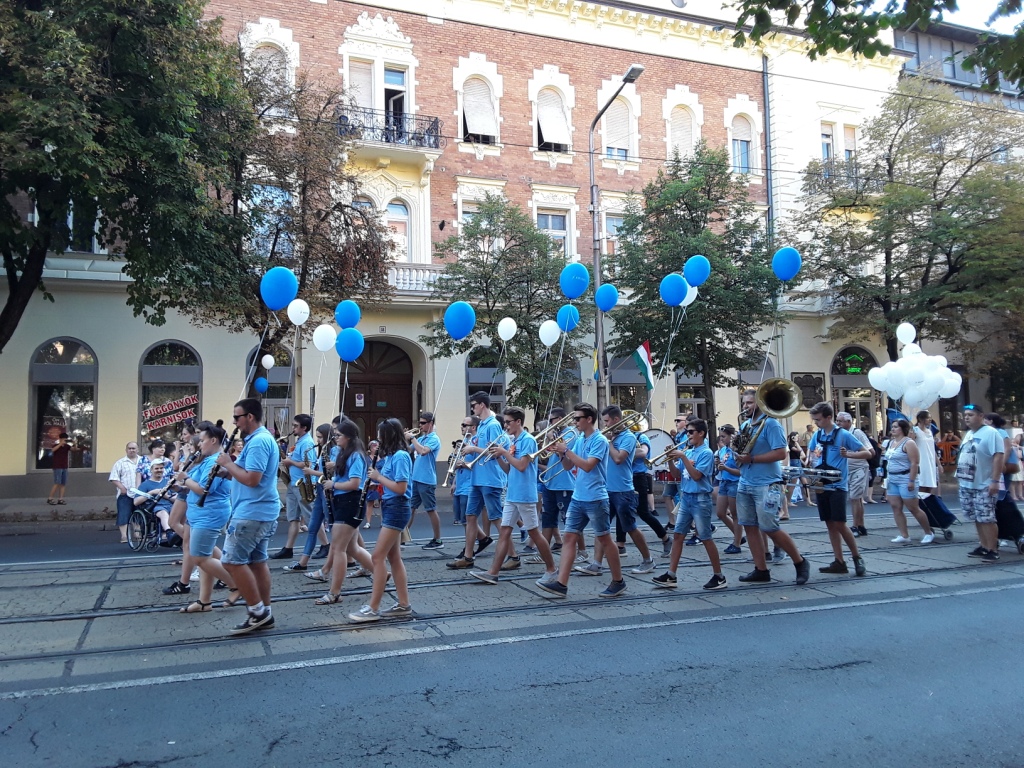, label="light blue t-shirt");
[230,426,280,522]
[631,432,651,474]
[411,431,441,484]
[737,416,786,488]
[504,432,539,503]
[138,476,173,514]
[678,444,714,494]
[543,428,577,491]
[472,414,507,488]
[808,426,864,492]
[454,438,473,497]
[380,450,413,500]
[607,430,636,493]
[186,454,231,530]
[333,450,367,494]
[288,433,315,484]
[570,431,609,502]
[717,446,740,484]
